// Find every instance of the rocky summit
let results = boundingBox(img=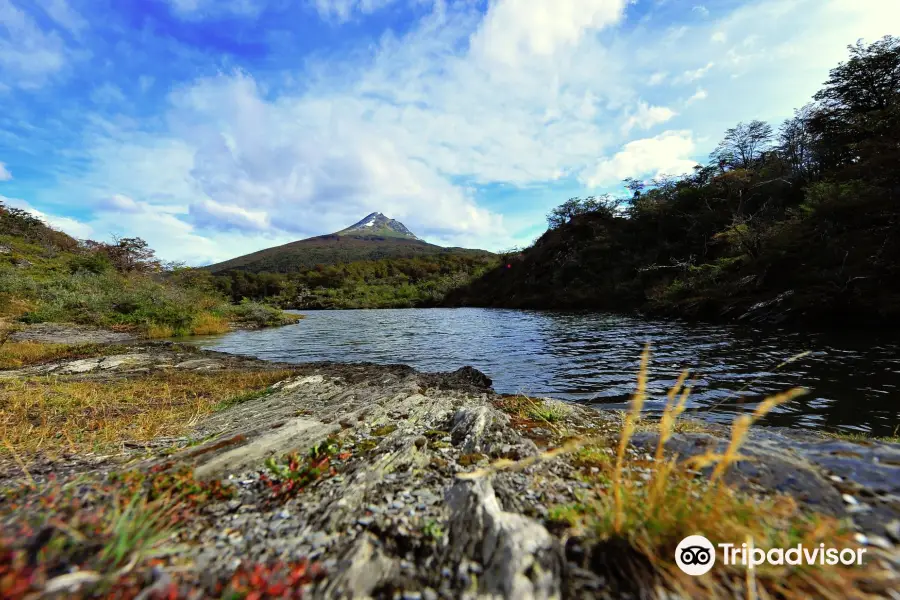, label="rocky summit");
[337,212,420,240]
